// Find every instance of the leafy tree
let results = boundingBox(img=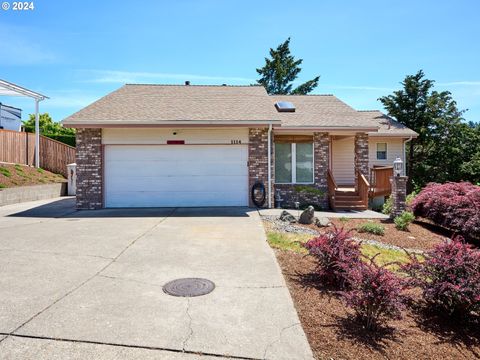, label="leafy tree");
[256,38,320,95]
[23,113,76,146]
[23,113,75,136]
[378,70,479,190]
